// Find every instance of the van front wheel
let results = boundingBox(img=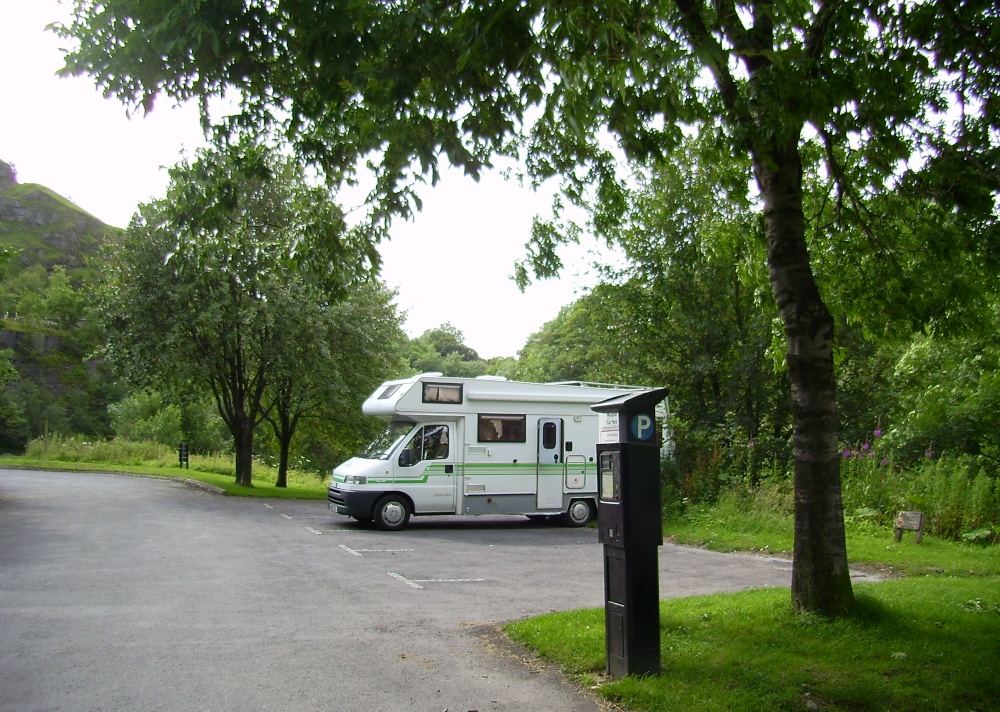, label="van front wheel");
[373,494,411,531]
[562,499,594,527]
